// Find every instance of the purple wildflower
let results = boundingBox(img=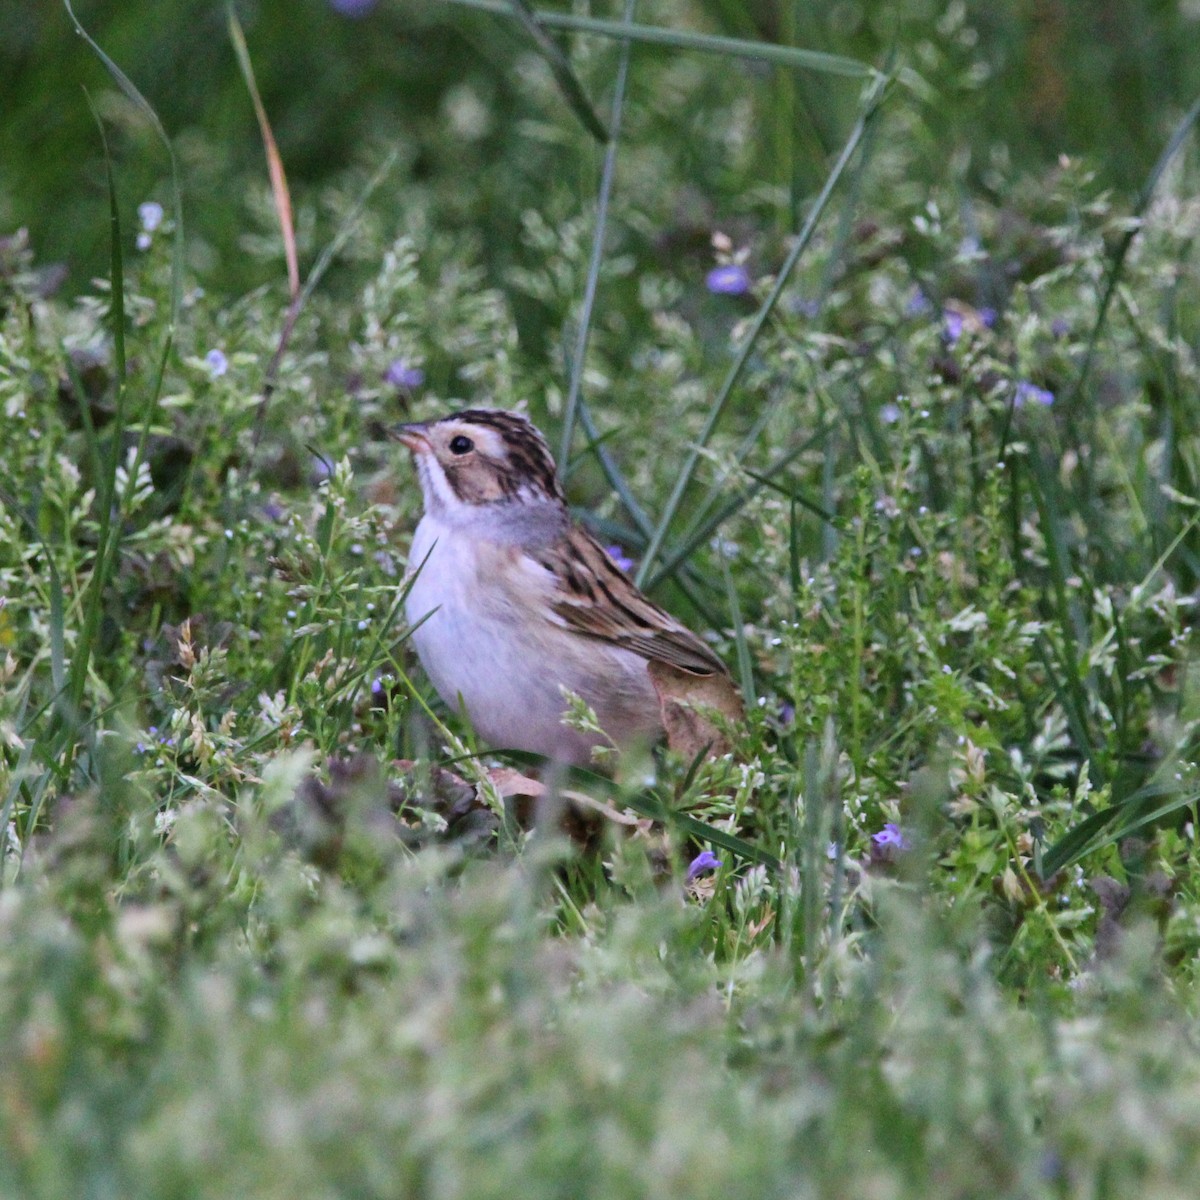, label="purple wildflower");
[706,264,751,296]
[943,310,964,344]
[1051,317,1070,338]
[1039,1151,1065,1183]
[872,822,907,850]
[880,402,901,425]
[777,701,796,726]
[329,0,377,15]
[384,359,425,389]
[1014,381,1054,408]
[605,544,634,573]
[205,348,228,378]
[369,676,392,709]
[979,306,997,328]
[686,850,723,882]
[905,287,933,317]
[870,822,909,865]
